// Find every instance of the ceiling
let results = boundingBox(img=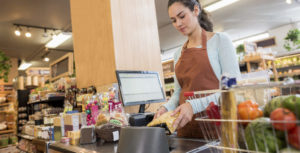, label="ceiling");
[0,0,72,67]
[155,0,300,50]
[0,0,300,68]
